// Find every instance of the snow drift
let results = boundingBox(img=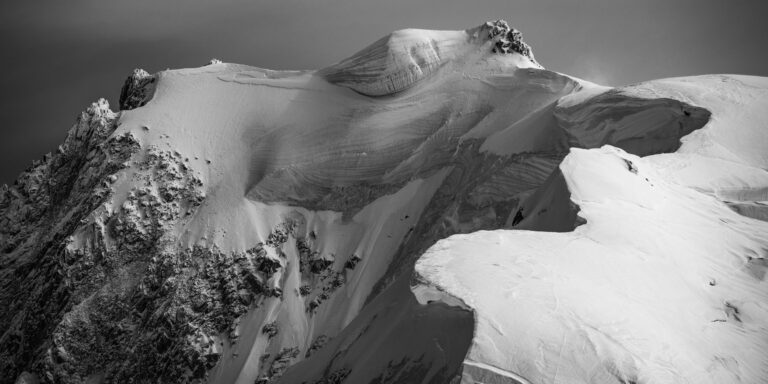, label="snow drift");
[1,19,766,384]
